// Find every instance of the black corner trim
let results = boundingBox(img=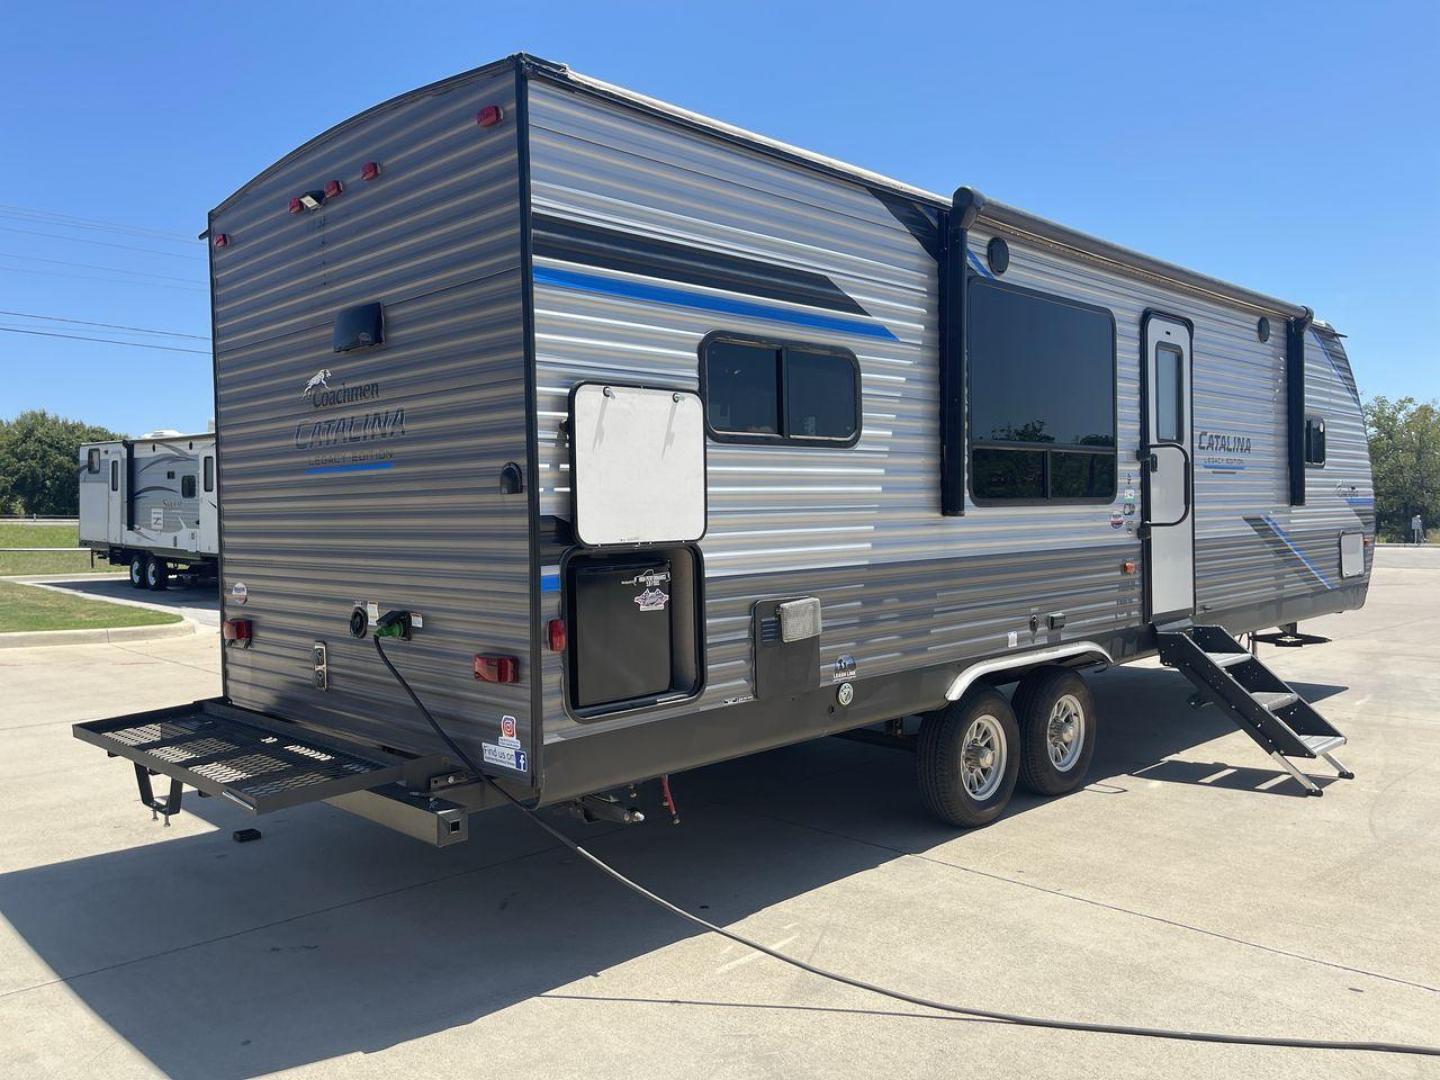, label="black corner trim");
[1285,305,1313,507]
